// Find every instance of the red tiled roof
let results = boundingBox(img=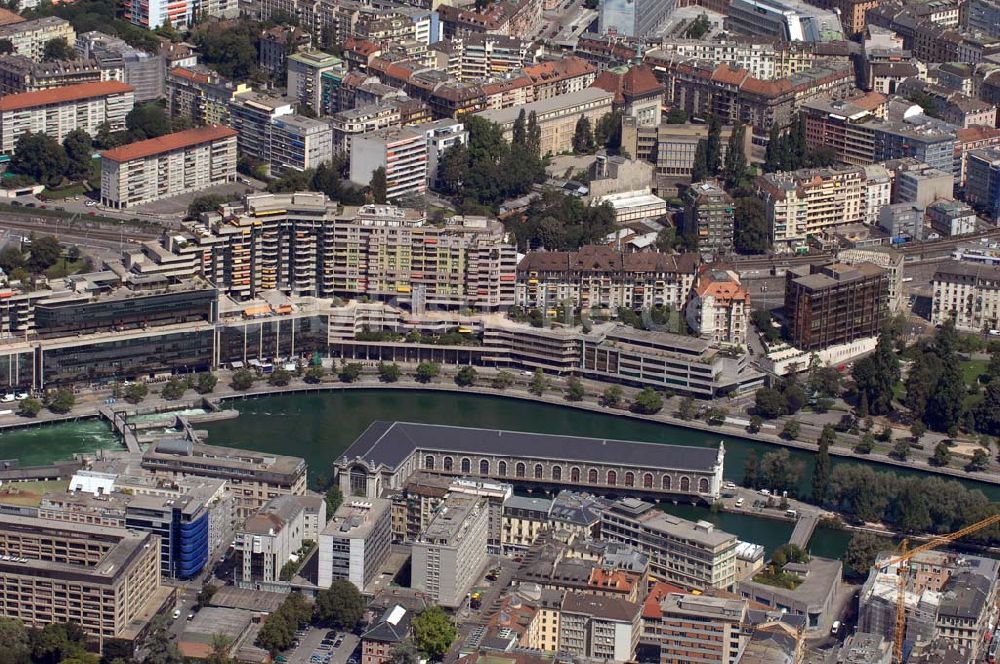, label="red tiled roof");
[101,125,237,163]
[642,581,686,620]
[169,66,214,84]
[957,125,1000,143]
[0,7,24,26]
[591,65,663,105]
[0,81,134,112]
[523,56,595,85]
[712,63,749,86]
